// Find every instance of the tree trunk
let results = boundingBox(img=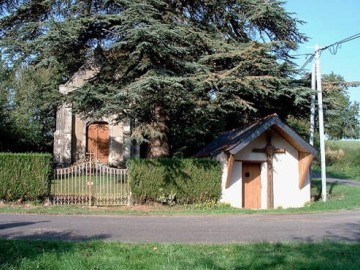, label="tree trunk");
[147,106,170,158]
